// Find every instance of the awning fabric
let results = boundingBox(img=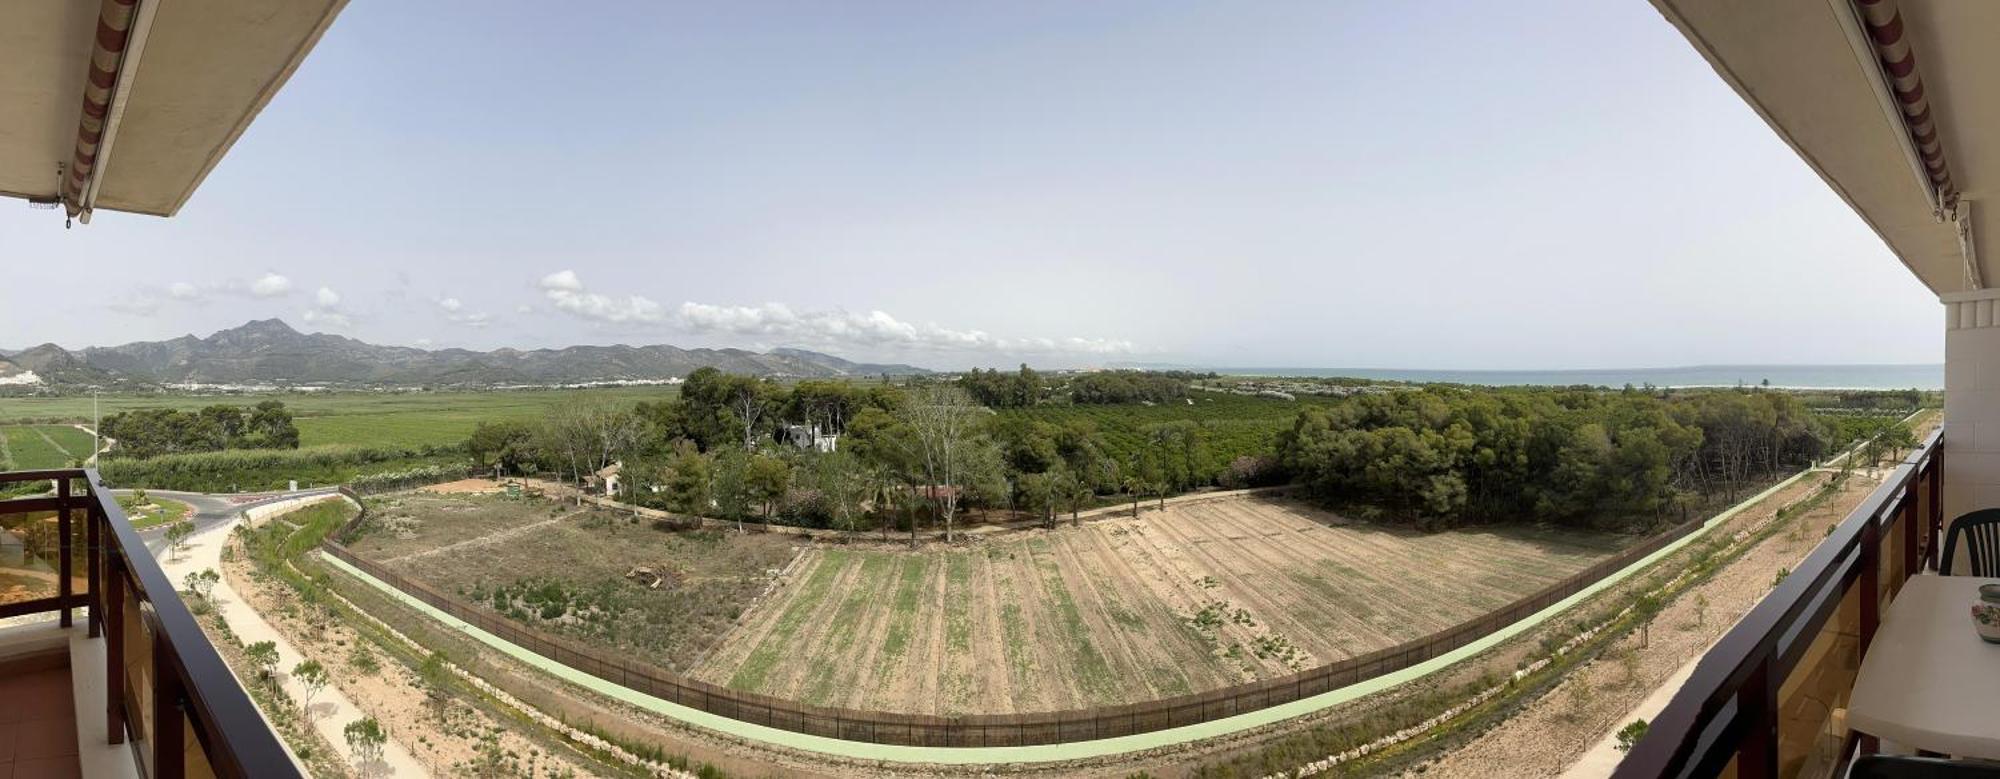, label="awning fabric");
[1857,0,1957,209]
[62,0,138,218]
